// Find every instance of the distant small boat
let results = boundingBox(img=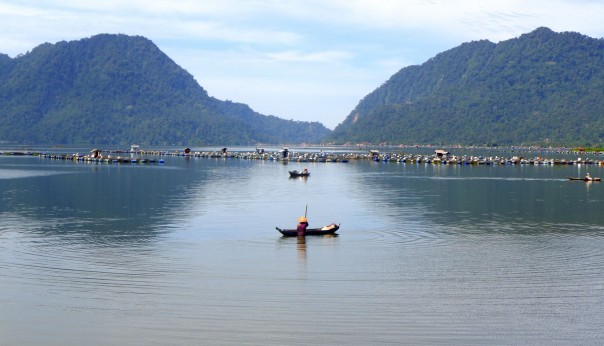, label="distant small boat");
[289,170,310,177]
[276,223,339,237]
[568,177,601,181]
